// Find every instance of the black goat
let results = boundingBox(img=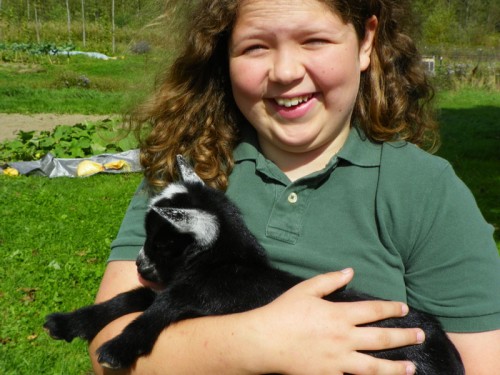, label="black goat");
[44,155,464,374]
